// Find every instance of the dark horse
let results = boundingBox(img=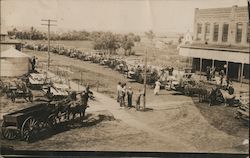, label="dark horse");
[68,91,90,120]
